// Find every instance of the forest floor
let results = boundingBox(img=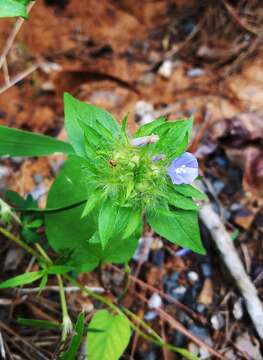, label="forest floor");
[0,0,263,359]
